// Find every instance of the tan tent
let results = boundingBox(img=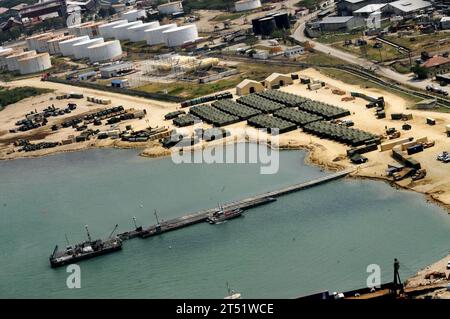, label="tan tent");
[236,79,265,96]
[263,73,293,89]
